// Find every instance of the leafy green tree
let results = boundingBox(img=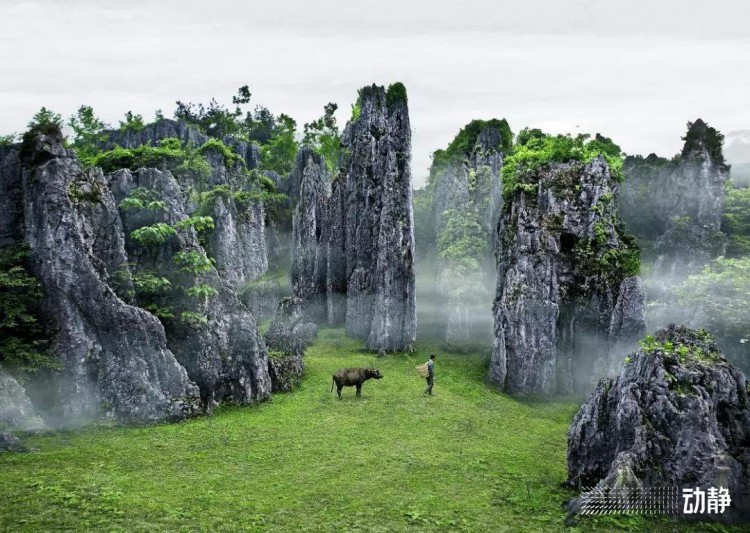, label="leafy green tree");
[722,184,750,257]
[262,114,299,175]
[68,105,108,164]
[303,103,340,174]
[0,133,18,147]
[0,246,58,376]
[27,107,63,131]
[676,257,750,368]
[119,111,146,132]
